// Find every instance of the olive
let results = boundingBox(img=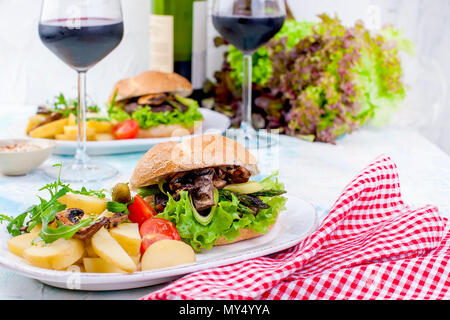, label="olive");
[112,183,132,204]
